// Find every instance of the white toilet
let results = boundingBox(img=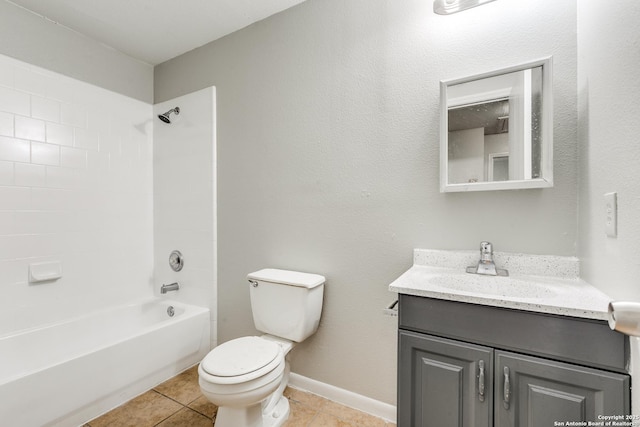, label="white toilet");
[198,268,325,427]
